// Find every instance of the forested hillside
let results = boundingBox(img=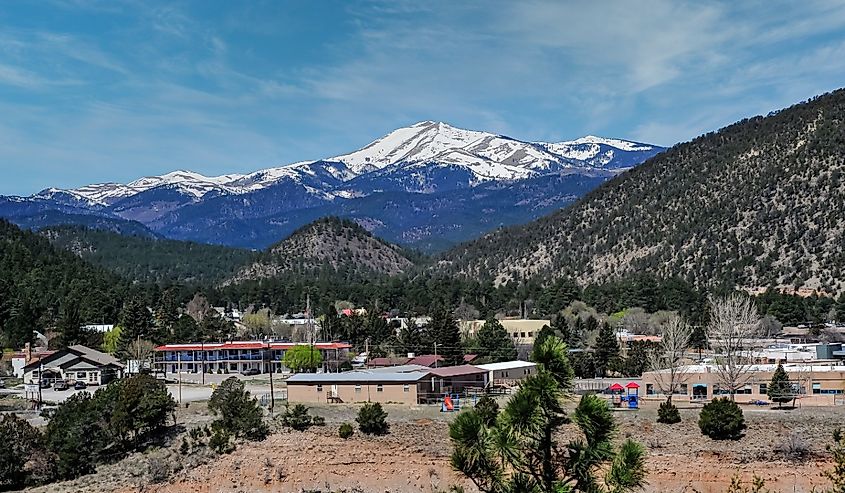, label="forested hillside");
[0,220,126,348]
[440,89,845,293]
[40,225,255,284]
[228,217,418,284]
